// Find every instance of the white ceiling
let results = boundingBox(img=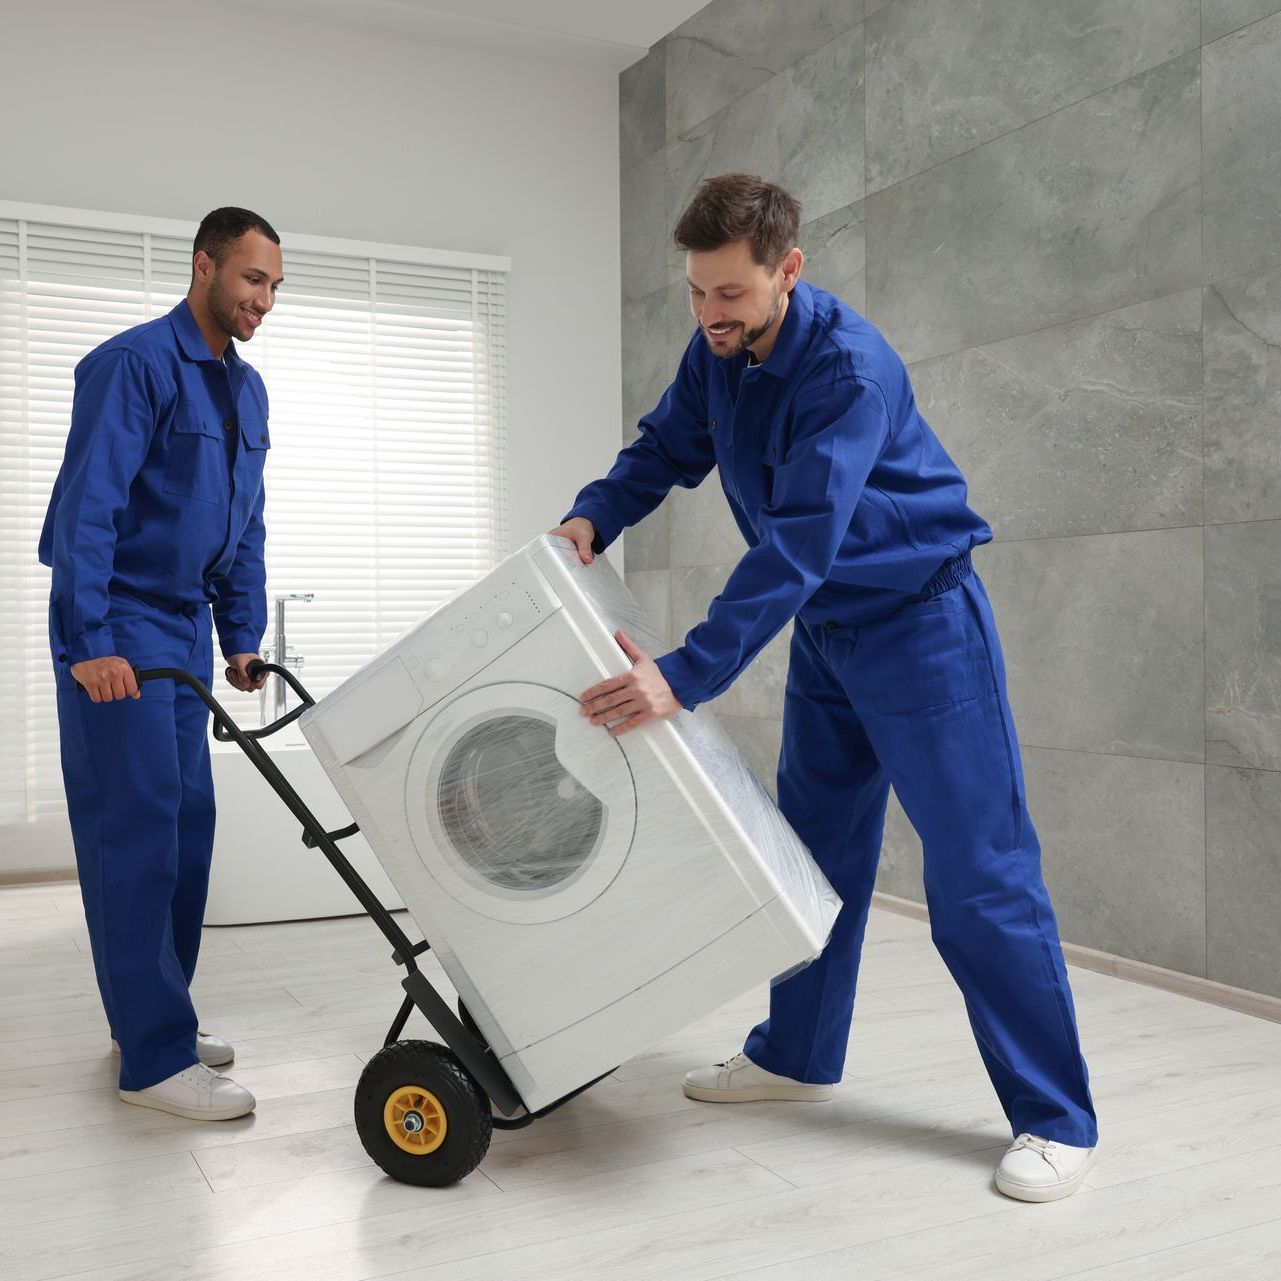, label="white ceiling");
[228,0,710,67]
[386,0,708,50]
